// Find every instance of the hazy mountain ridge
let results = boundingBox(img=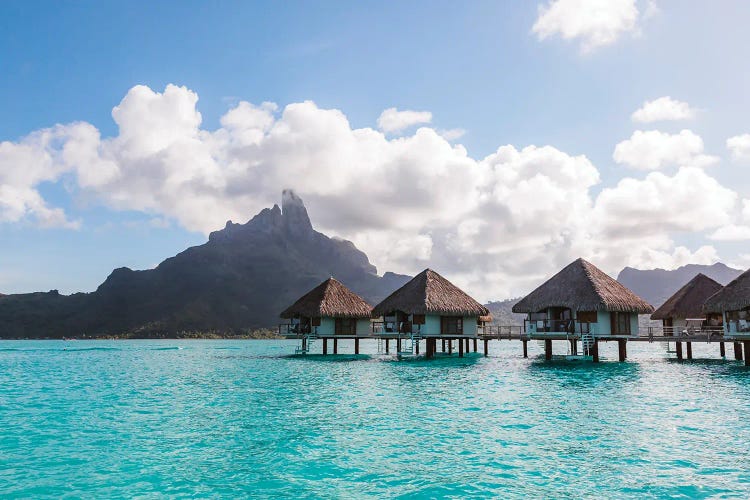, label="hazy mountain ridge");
[616,263,743,309]
[0,191,410,338]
